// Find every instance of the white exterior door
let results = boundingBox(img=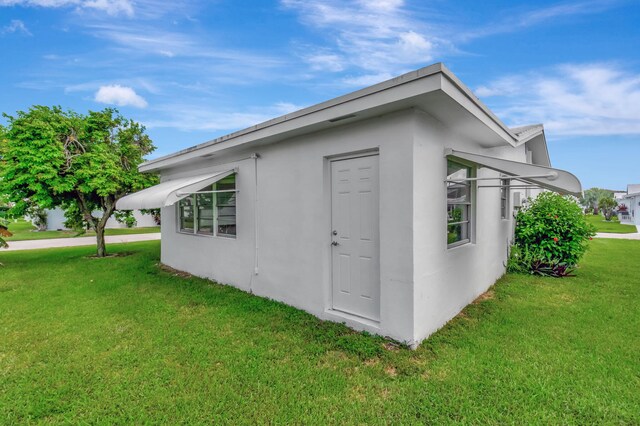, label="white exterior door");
[330,155,380,321]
